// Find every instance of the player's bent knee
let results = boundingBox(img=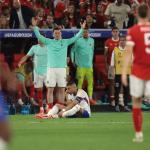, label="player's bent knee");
[82,110,90,118]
